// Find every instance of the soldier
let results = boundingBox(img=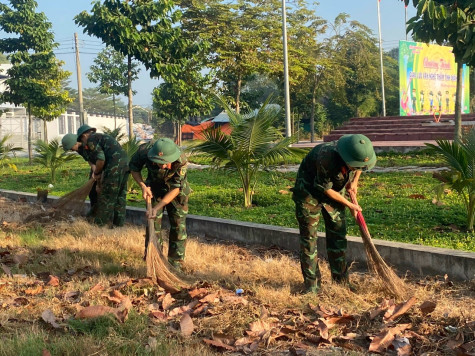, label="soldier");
[291,134,376,293]
[62,125,129,227]
[129,138,191,269]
